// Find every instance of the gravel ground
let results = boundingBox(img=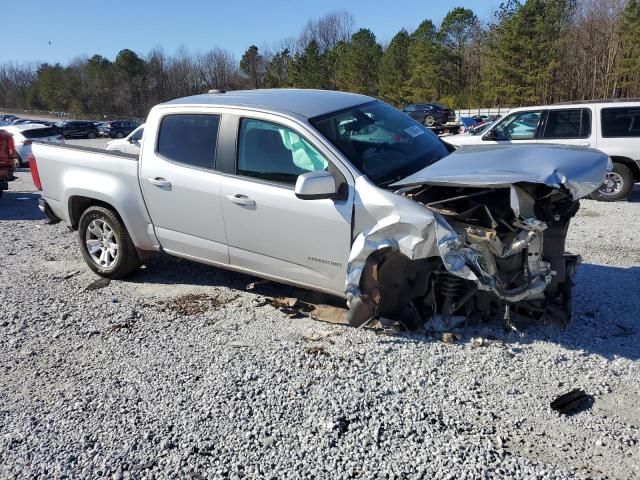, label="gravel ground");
[1,164,639,479]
